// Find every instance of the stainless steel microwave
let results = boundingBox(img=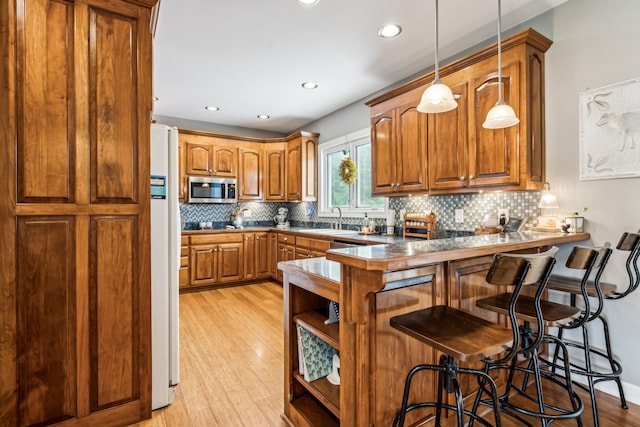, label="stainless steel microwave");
[187,176,237,203]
